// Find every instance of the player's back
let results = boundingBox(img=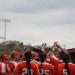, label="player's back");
[58,63,75,75]
[14,61,39,75]
[9,61,17,74]
[37,62,55,75]
[0,62,10,75]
